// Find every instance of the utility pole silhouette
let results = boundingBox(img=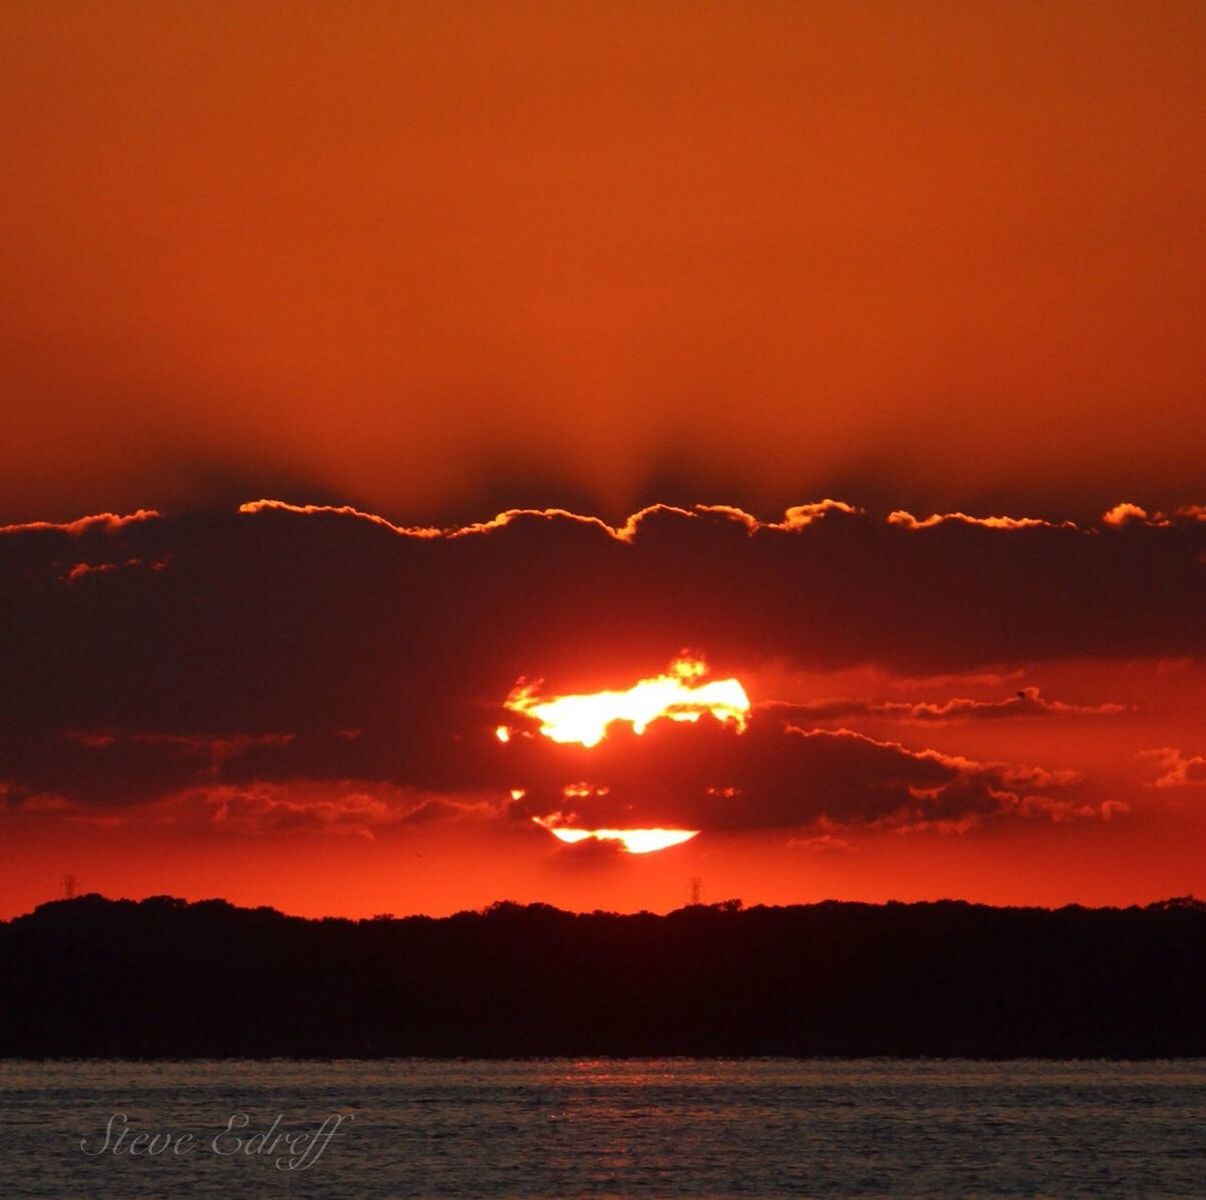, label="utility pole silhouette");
[63,874,77,900]
[689,876,703,906]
